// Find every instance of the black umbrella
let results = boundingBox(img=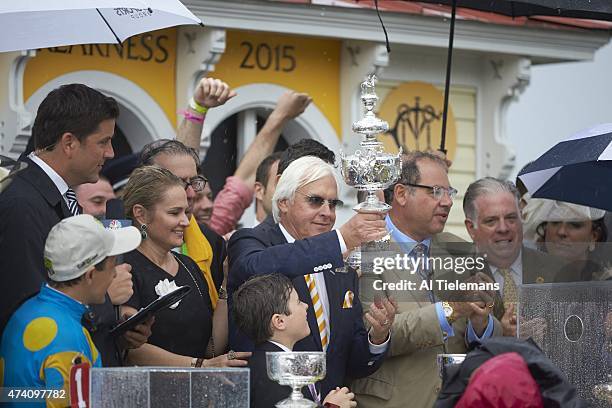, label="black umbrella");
[391,1,612,152]
[517,123,612,211]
